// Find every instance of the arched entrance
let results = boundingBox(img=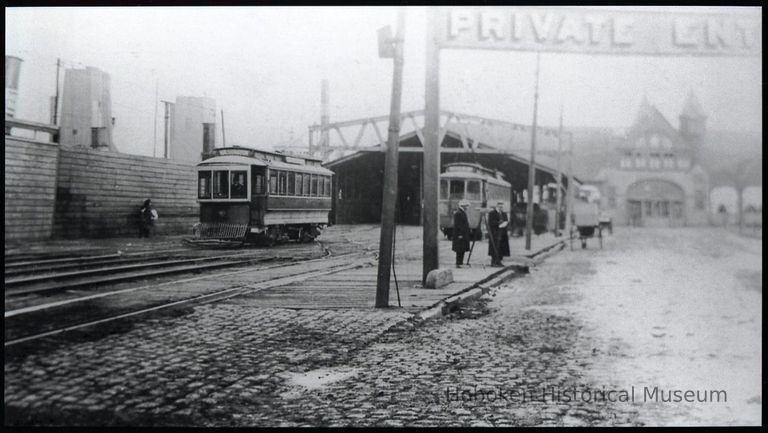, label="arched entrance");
[626,179,685,227]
